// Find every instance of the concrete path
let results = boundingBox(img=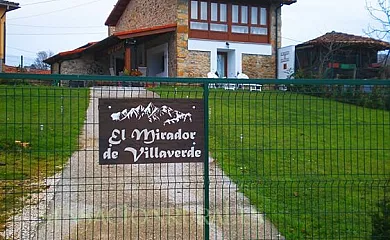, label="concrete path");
[7,86,282,240]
